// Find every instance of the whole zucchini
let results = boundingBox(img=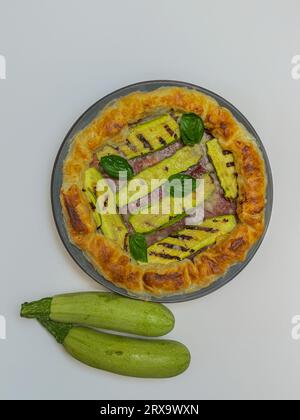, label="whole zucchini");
[38,319,190,378]
[21,292,175,337]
